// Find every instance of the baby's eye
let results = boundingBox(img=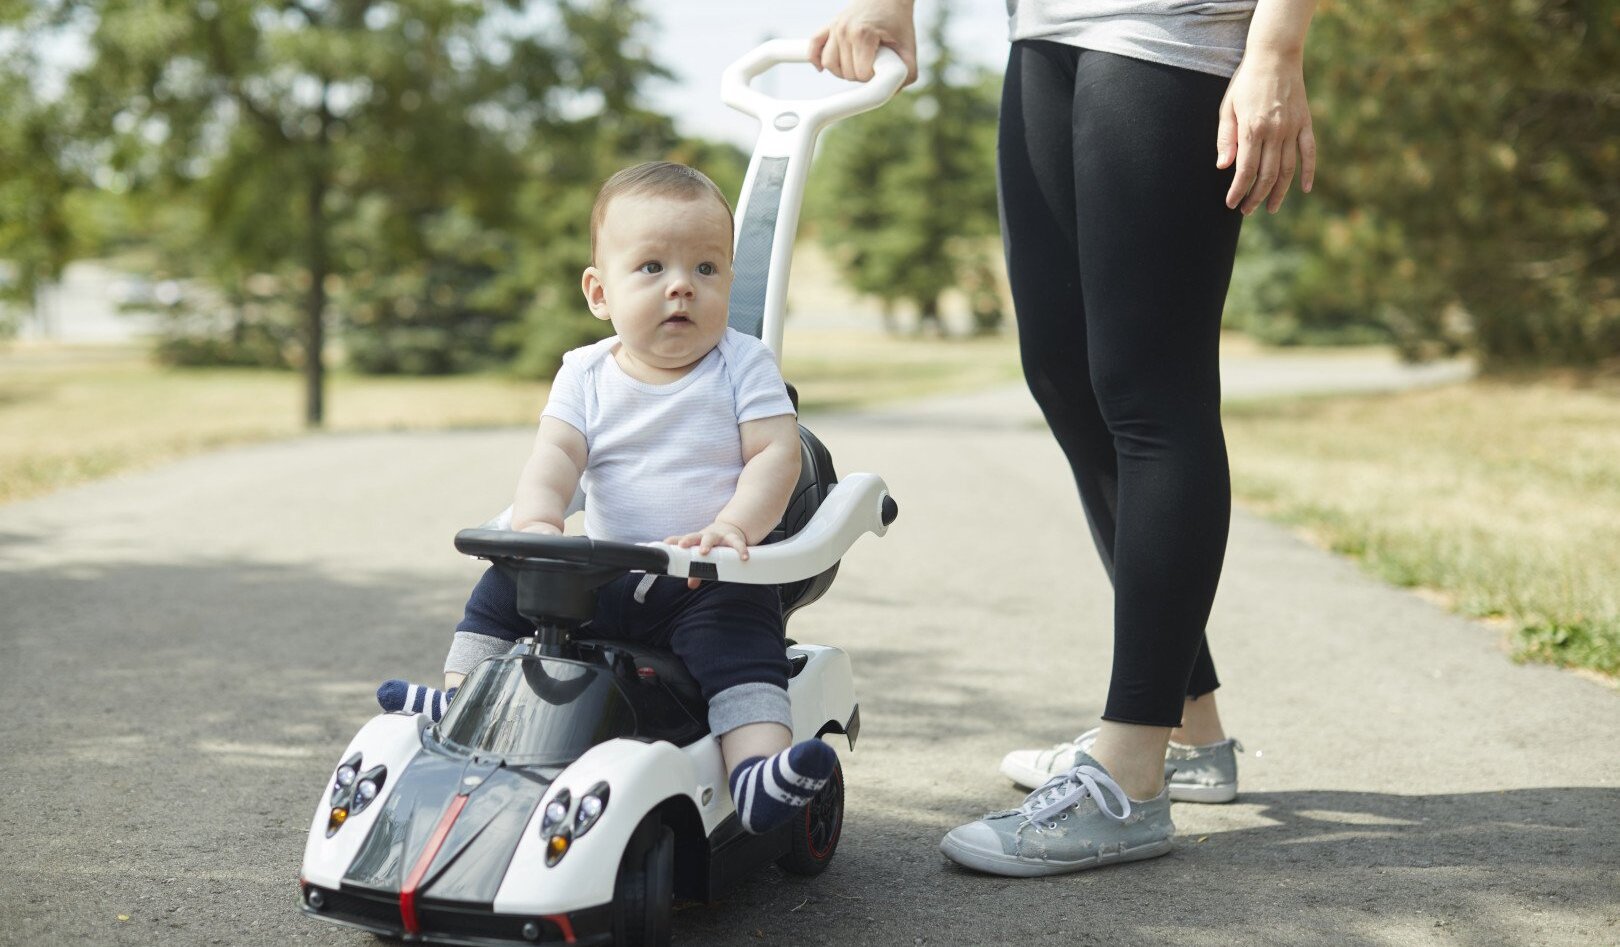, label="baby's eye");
[696,262,717,276]
[638,261,663,275]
